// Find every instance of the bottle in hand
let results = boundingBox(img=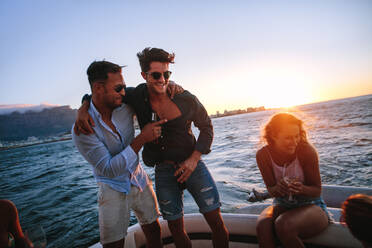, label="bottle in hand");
[151,112,159,144]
